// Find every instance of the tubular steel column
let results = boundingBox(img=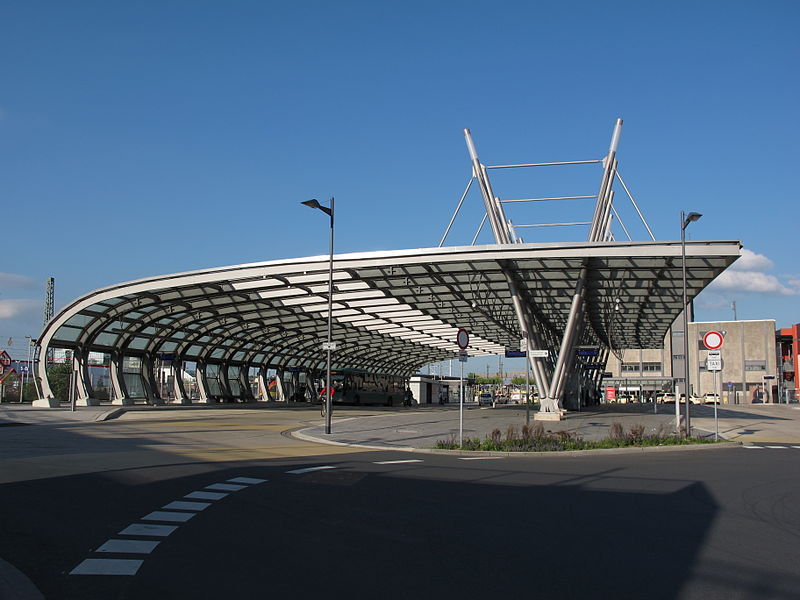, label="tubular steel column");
[465,130,549,399]
[542,119,622,415]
